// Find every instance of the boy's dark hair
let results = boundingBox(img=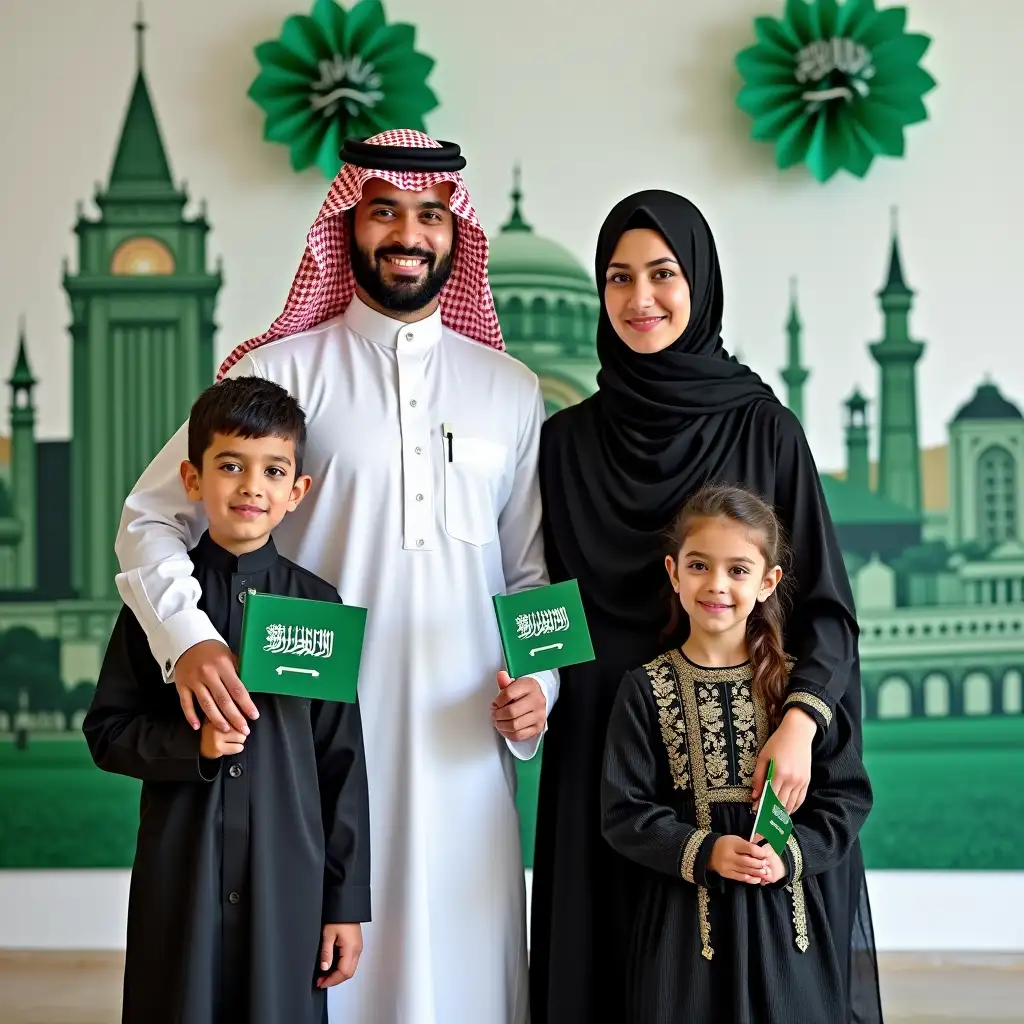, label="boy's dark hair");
[187,377,307,476]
